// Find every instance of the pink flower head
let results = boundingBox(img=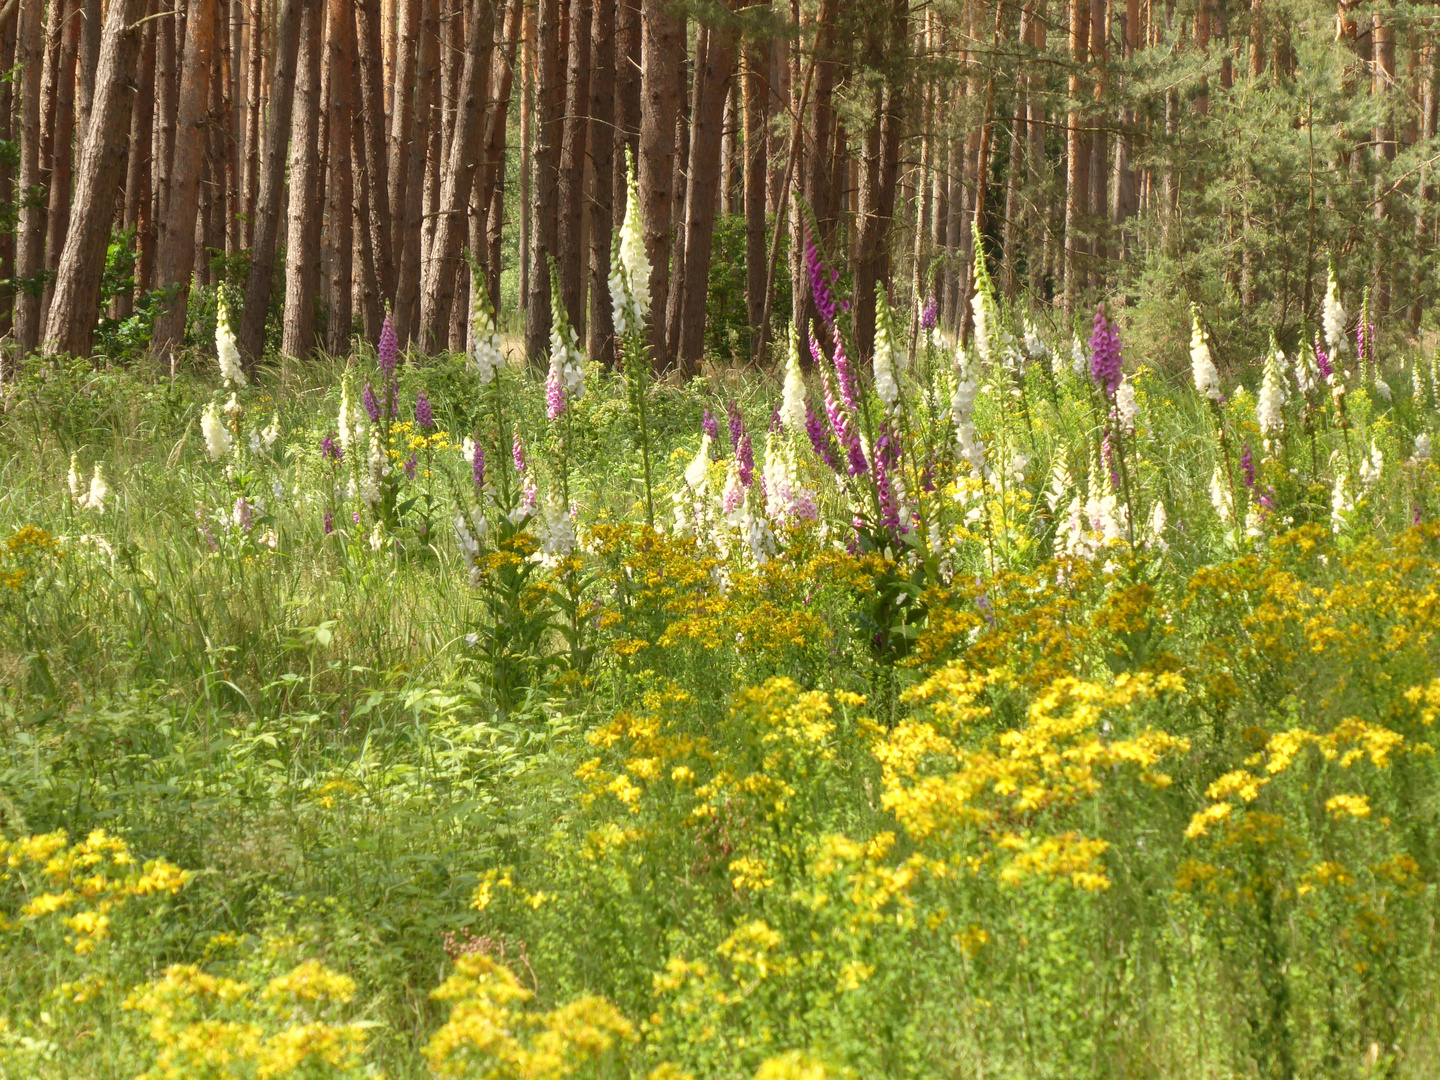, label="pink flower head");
[1089,303,1123,399]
